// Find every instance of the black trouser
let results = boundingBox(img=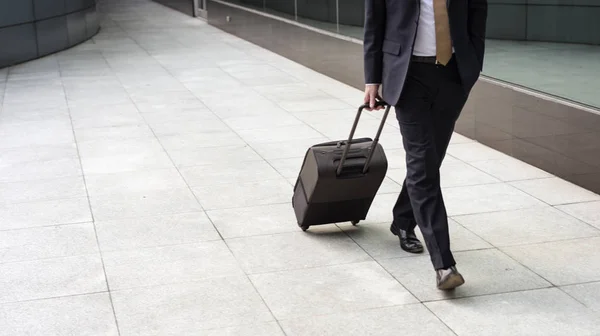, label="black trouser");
[392,57,468,270]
